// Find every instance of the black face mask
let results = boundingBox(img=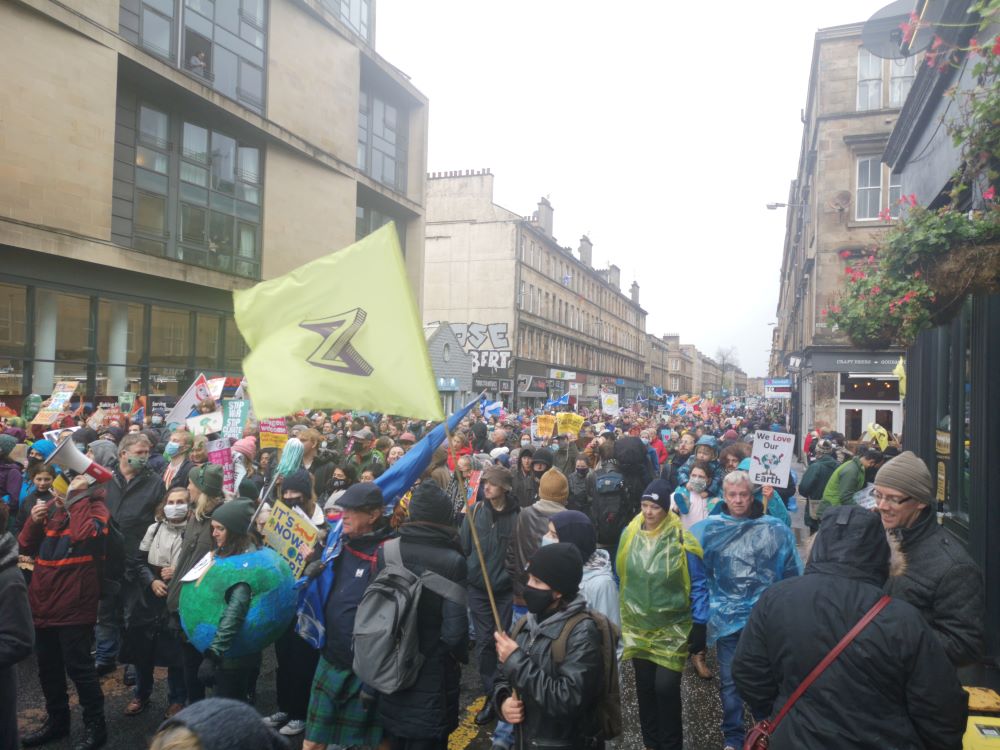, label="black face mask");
[330,479,347,491]
[534,468,547,480]
[575,468,588,477]
[523,585,556,615]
